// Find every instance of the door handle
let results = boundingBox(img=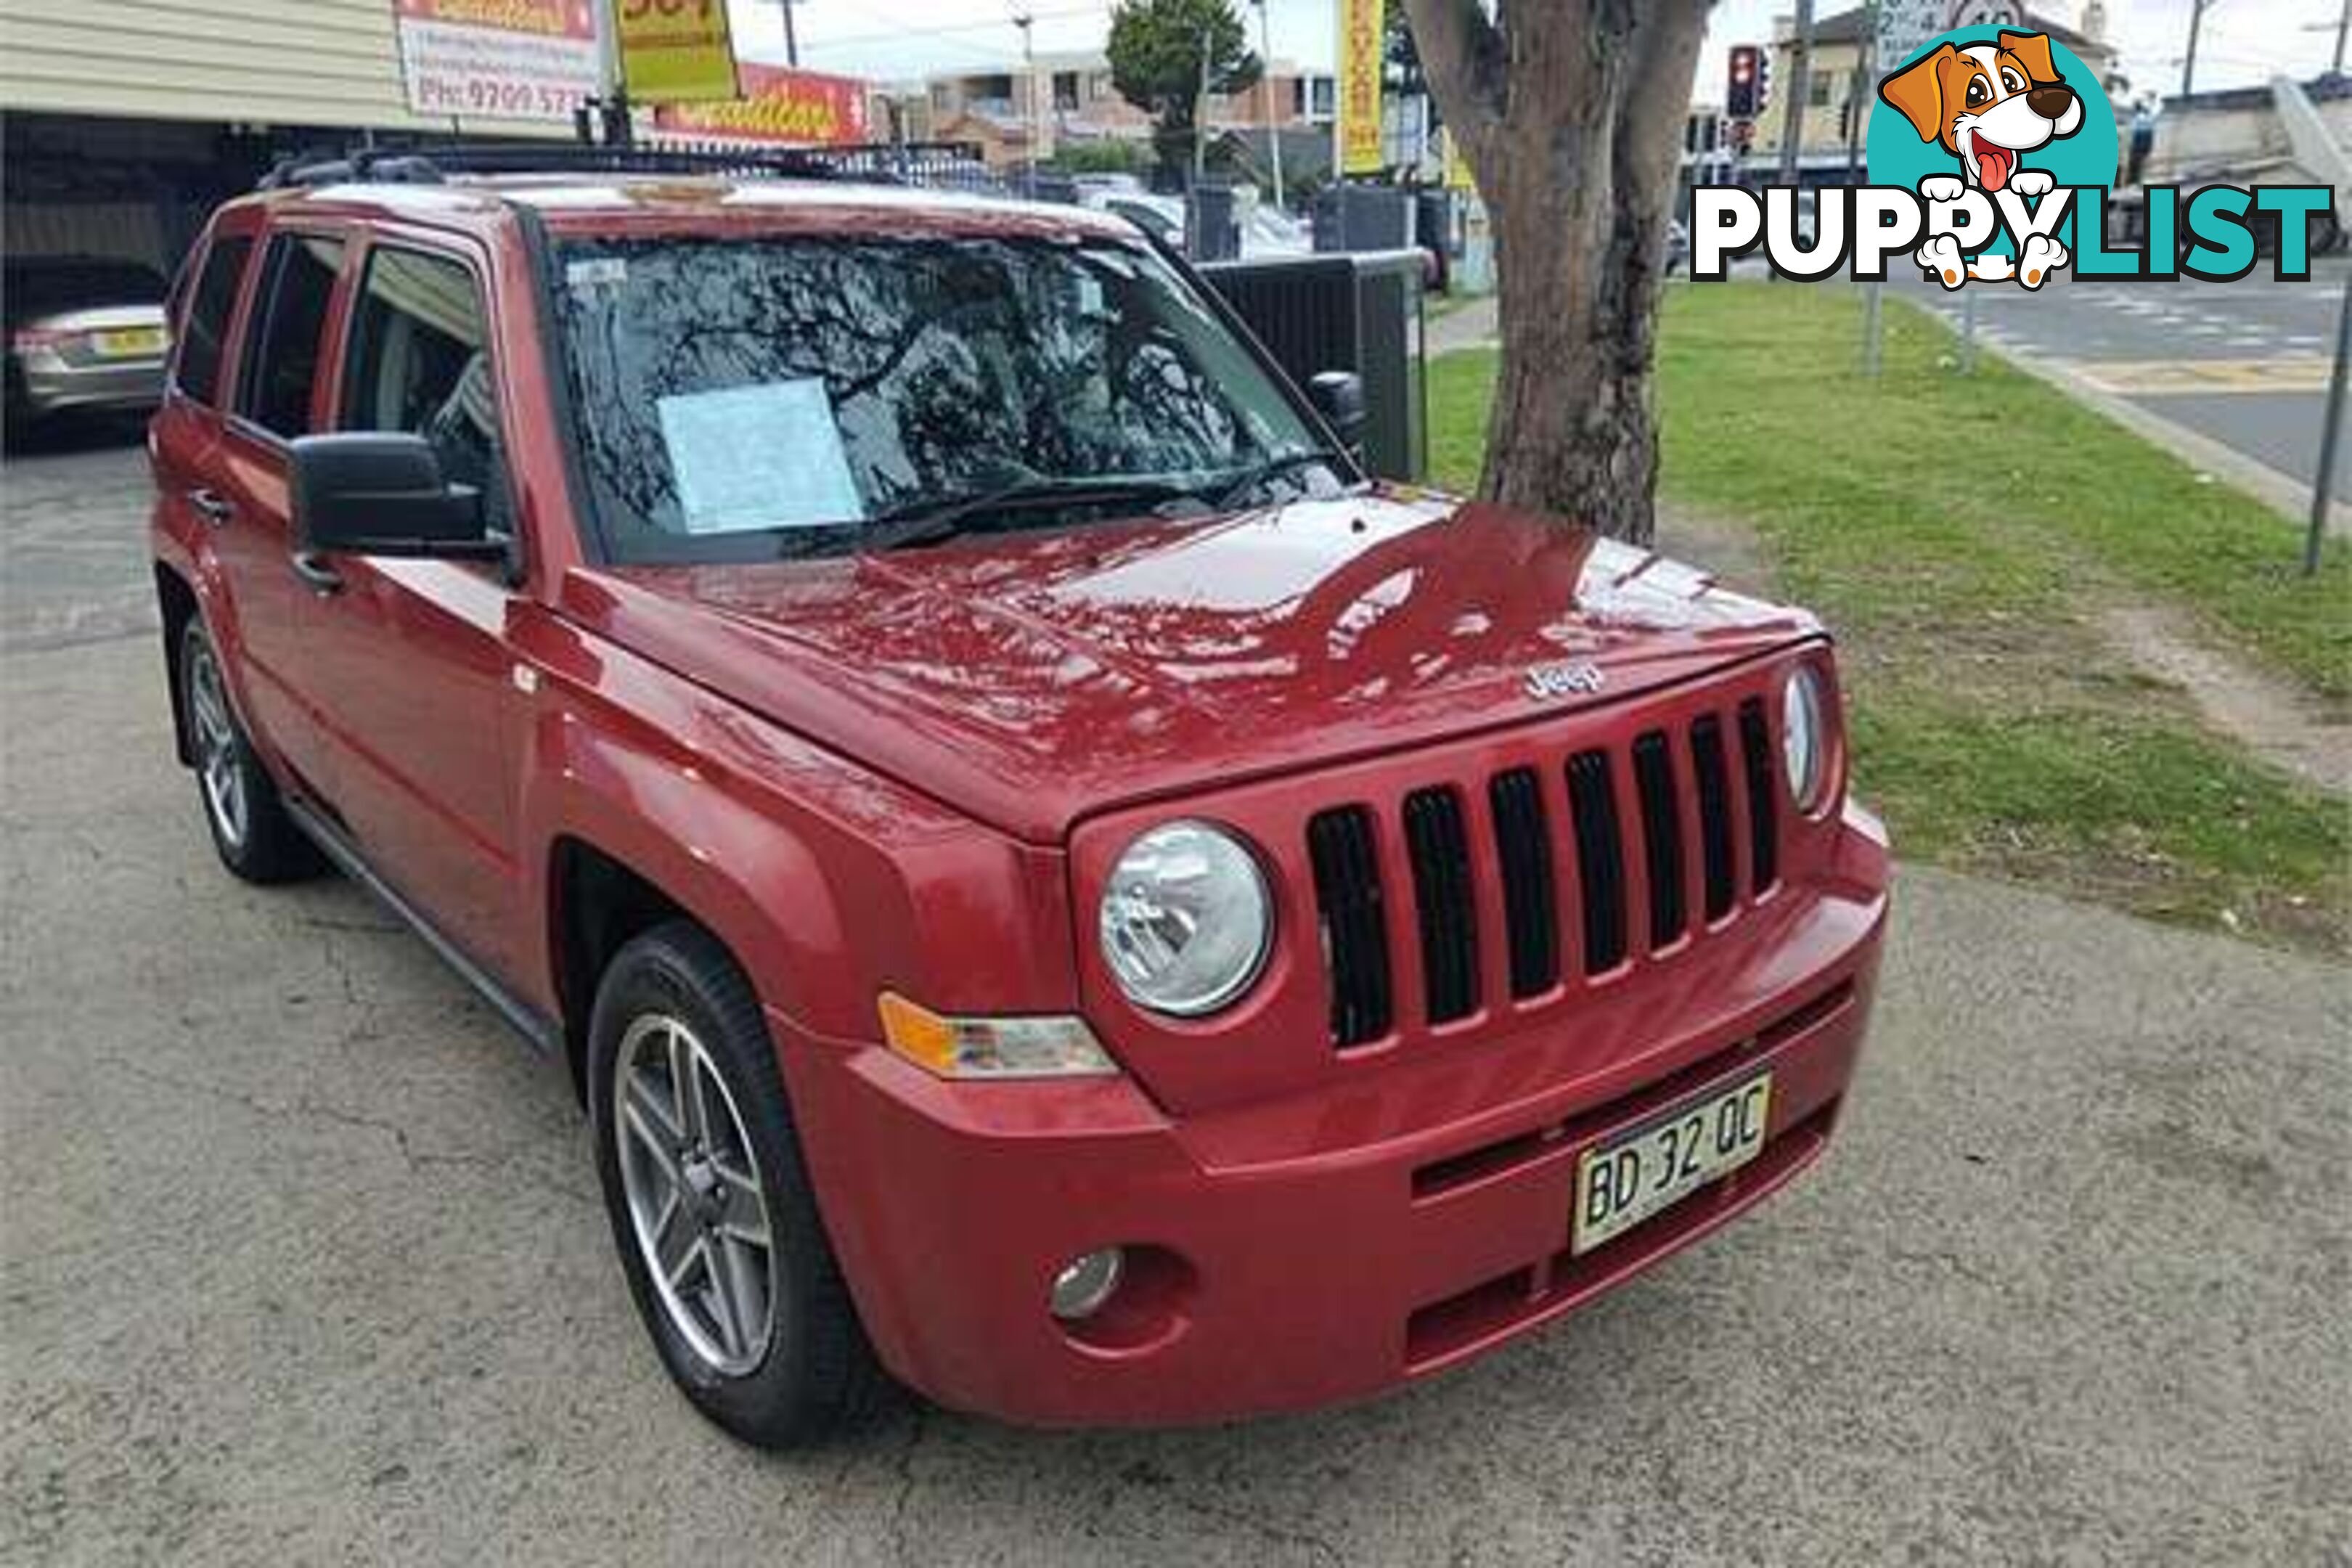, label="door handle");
[188,488,234,527]
[290,551,343,597]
